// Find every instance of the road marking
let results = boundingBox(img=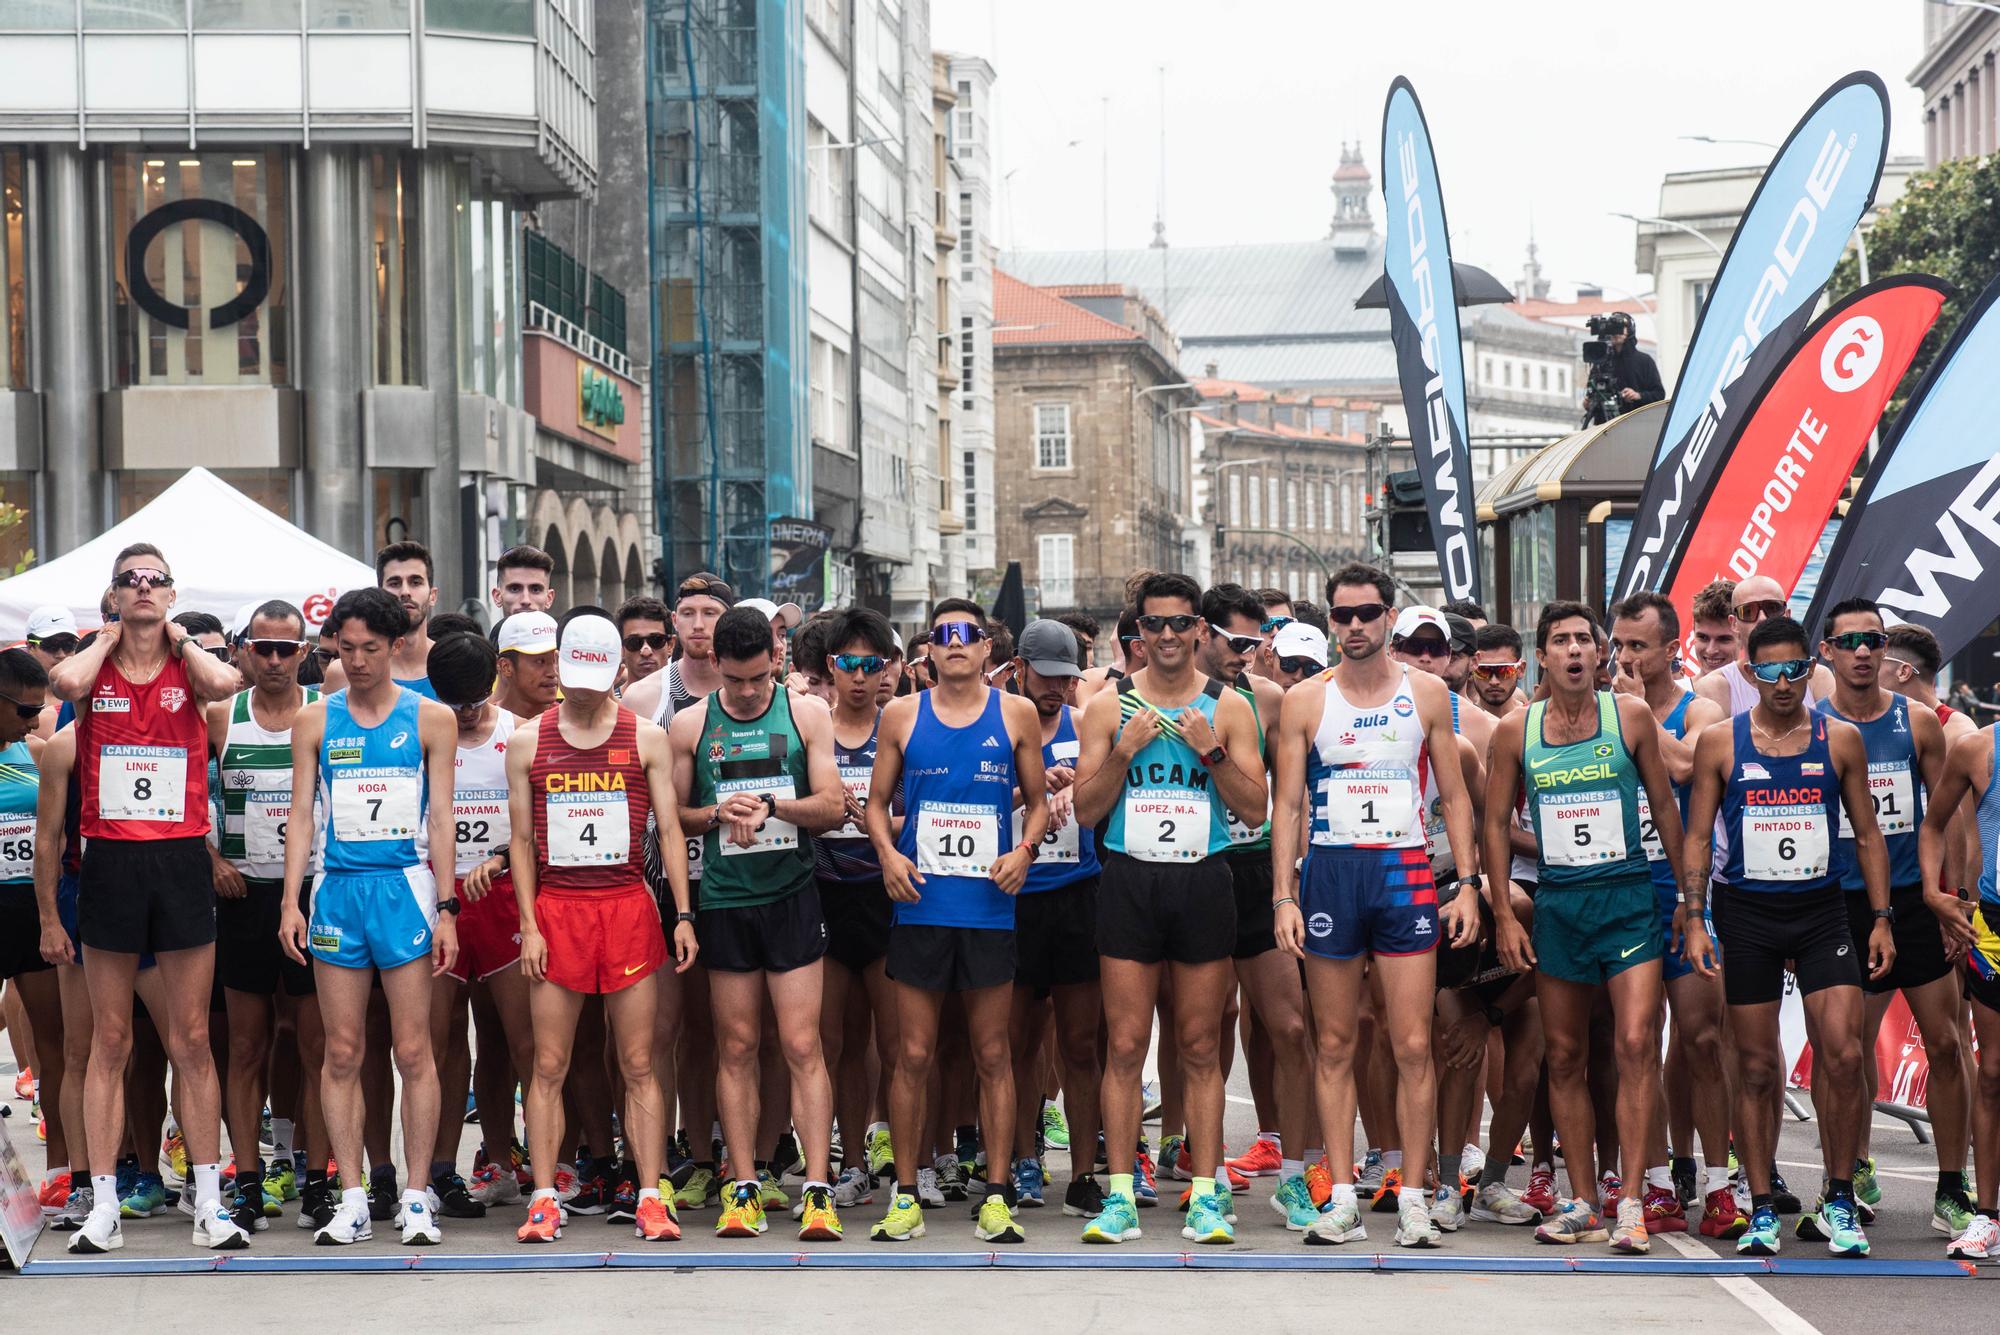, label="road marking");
[1660,1233,1823,1335]
[1776,1157,1932,1184]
